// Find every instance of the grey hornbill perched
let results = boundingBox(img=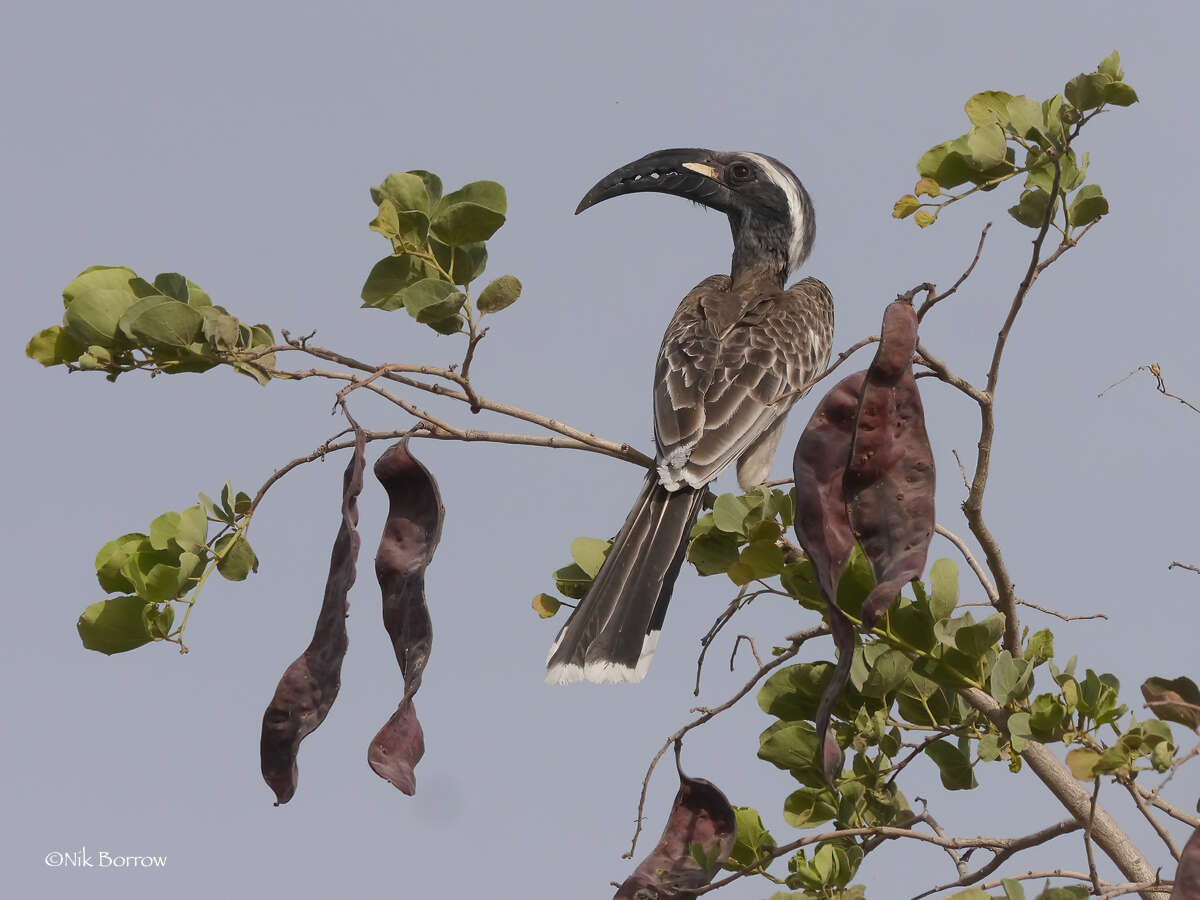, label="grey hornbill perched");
[546,148,834,684]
